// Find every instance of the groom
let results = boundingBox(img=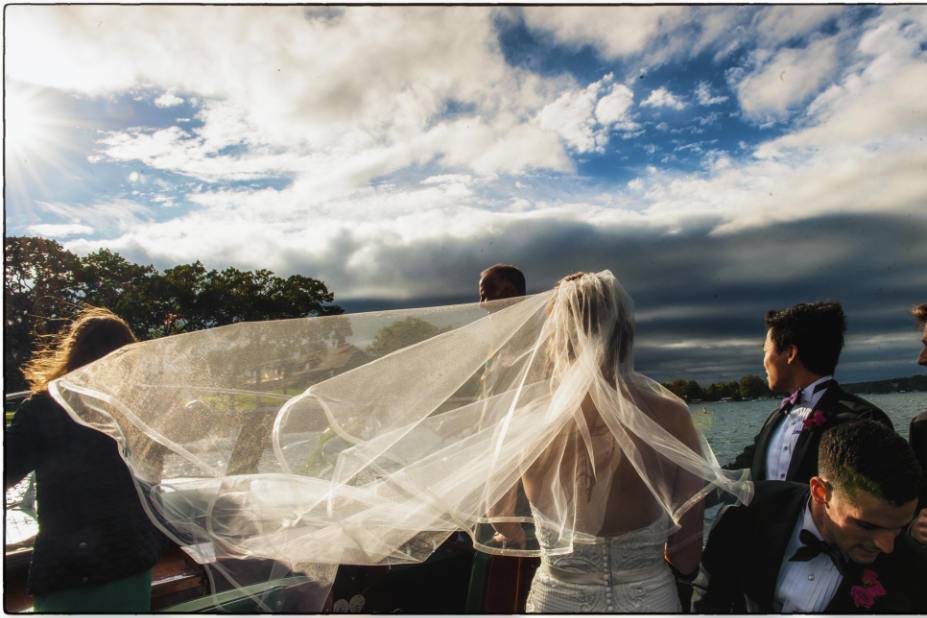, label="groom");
[693,420,926,612]
[727,301,891,483]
